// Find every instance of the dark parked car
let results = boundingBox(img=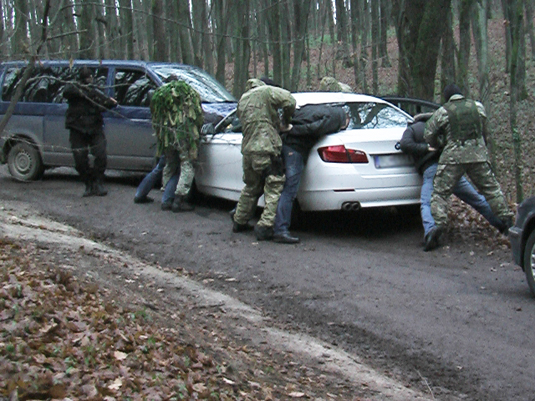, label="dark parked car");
[380,96,439,117]
[0,60,236,181]
[509,196,535,296]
